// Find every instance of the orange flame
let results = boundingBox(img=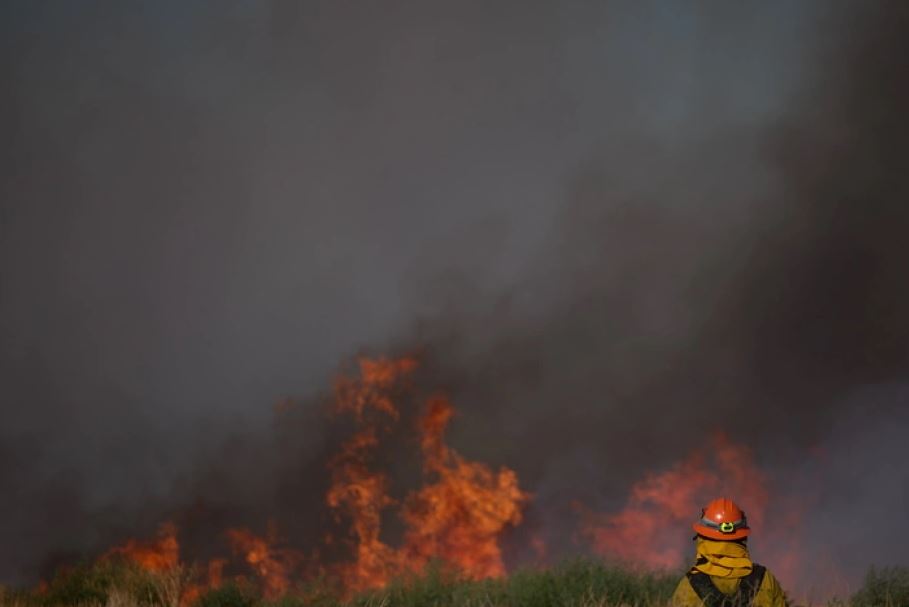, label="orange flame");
[105,521,180,572]
[96,356,525,598]
[75,352,853,603]
[579,433,768,570]
[332,356,417,422]
[226,527,300,599]
[180,559,226,607]
[105,523,232,605]
[326,357,409,590]
[325,357,529,591]
[325,452,402,591]
[402,395,528,579]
